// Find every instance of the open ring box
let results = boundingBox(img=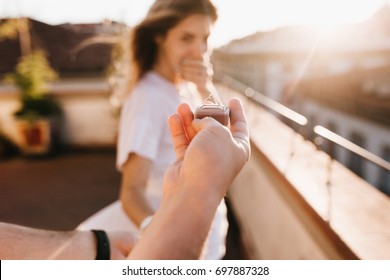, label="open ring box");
[194,103,230,126]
